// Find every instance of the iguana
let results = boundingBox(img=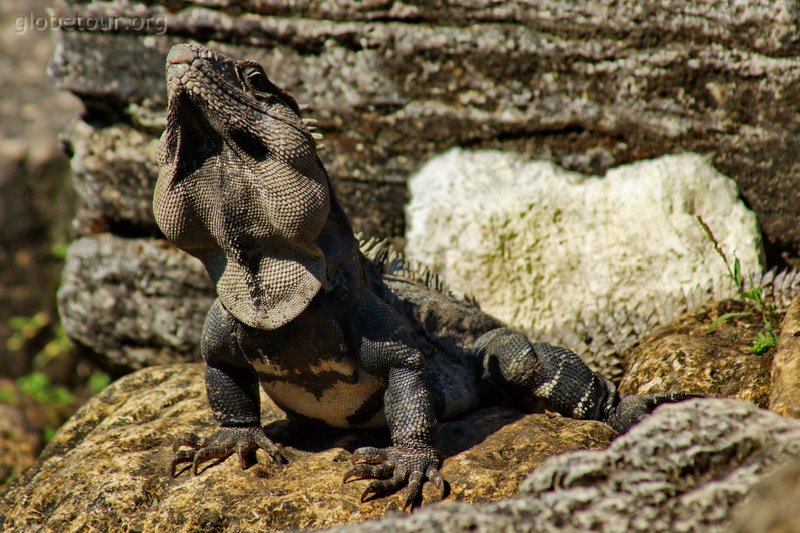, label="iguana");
[154,43,691,507]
